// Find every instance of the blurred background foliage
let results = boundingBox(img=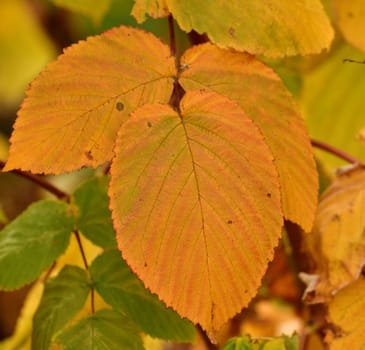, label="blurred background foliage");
[0,0,364,349]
